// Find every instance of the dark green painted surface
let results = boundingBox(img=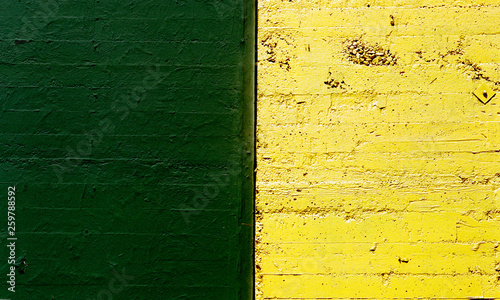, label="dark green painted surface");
[0,0,254,299]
